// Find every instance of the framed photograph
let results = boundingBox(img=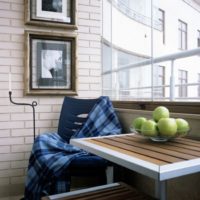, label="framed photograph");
[25,31,77,95]
[25,0,77,29]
